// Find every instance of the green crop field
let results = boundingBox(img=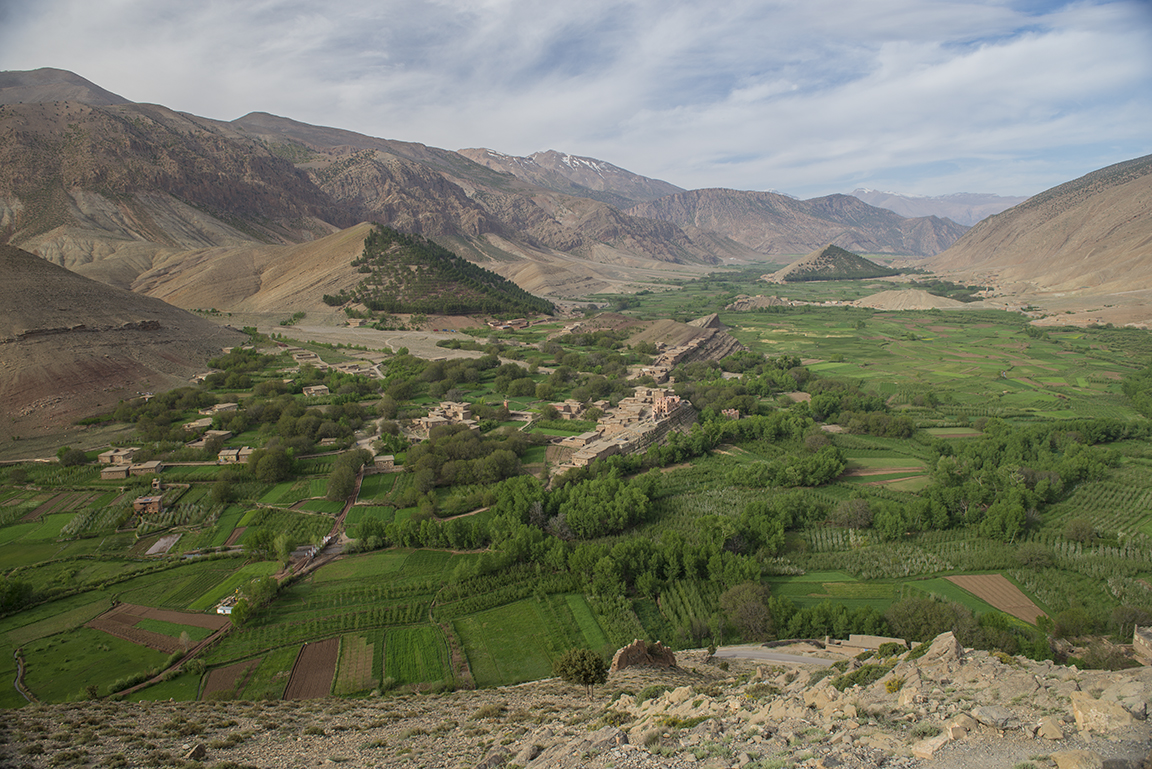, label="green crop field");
[358,473,398,499]
[22,627,169,701]
[130,671,202,703]
[900,577,1003,615]
[237,645,301,700]
[188,562,281,611]
[454,594,608,687]
[384,625,449,686]
[135,618,215,643]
